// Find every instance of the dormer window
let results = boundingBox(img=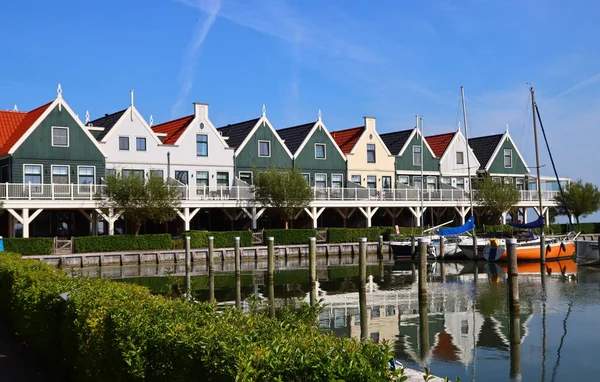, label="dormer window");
[259,140,271,157]
[367,144,376,163]
[52,127,69,147]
